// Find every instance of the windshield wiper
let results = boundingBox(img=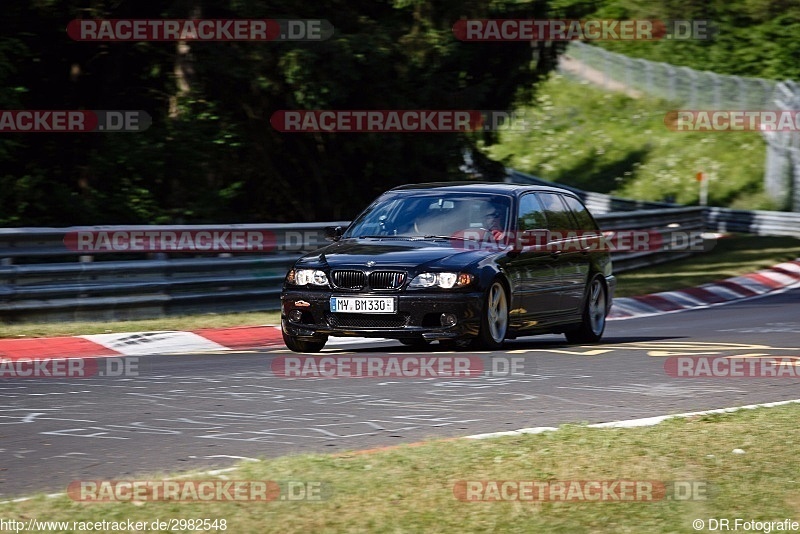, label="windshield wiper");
[399,235,475,241]
[357,235,471,242]
[422,235,464,240]
[357,235,431,241]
